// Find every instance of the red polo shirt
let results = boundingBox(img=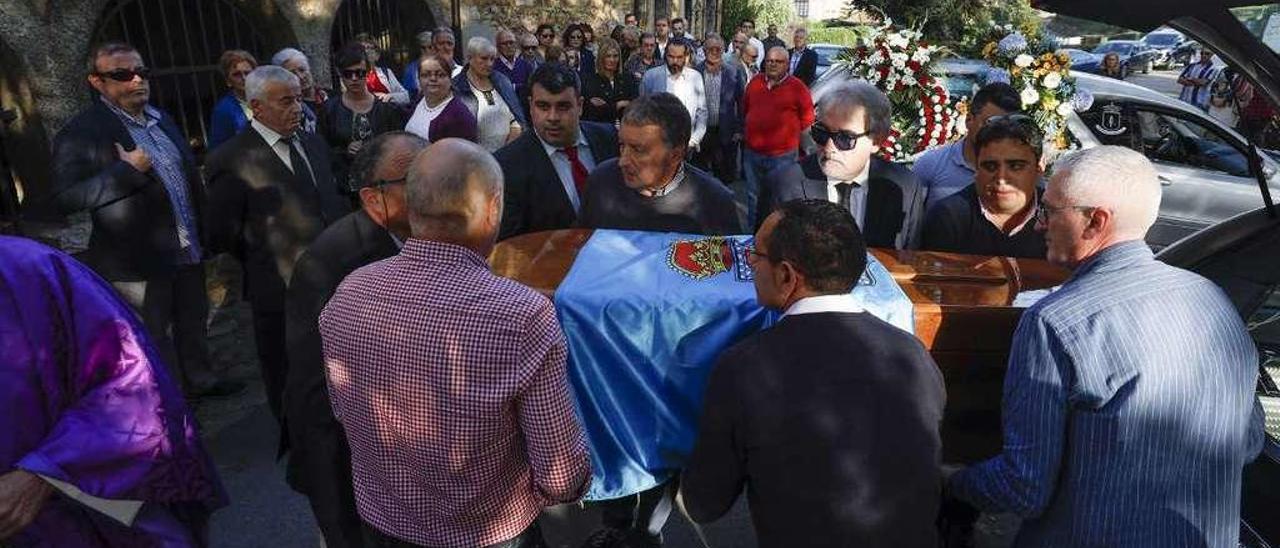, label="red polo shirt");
[742,73,815,156]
